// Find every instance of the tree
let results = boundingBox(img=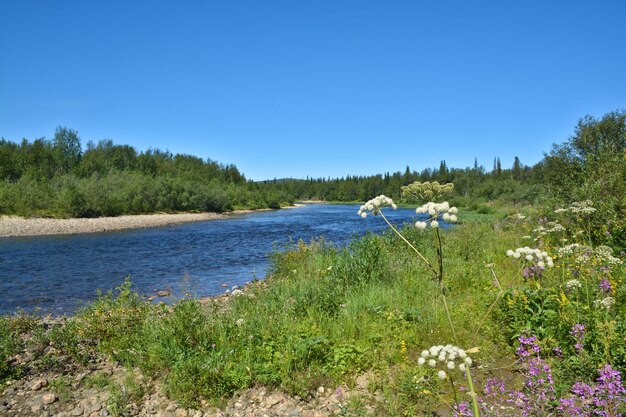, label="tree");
[512,156,522,180]
[53,126,82,175]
